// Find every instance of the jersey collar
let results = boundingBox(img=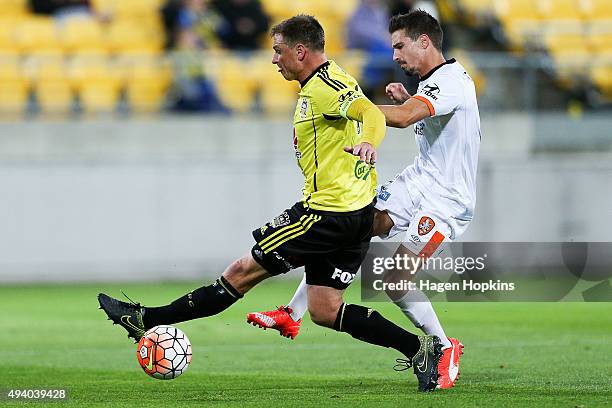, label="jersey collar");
[420,58,456,82]
[300,61,330,88]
